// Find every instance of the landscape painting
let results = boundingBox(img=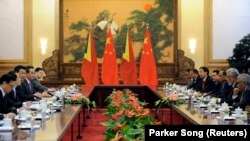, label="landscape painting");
[62,0,176,64]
